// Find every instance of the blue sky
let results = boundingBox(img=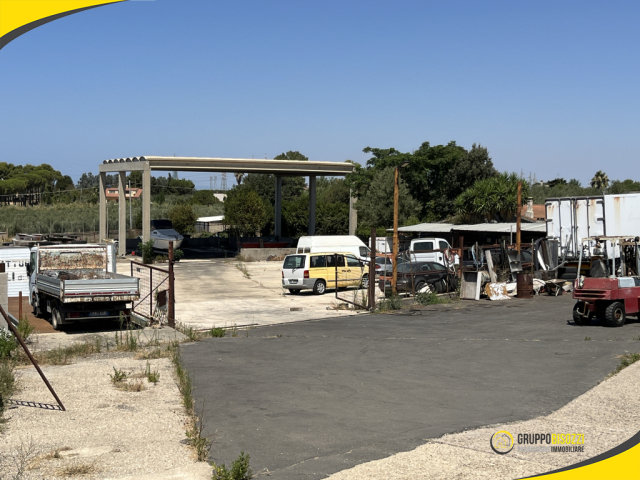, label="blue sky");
[0,0,638,189]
